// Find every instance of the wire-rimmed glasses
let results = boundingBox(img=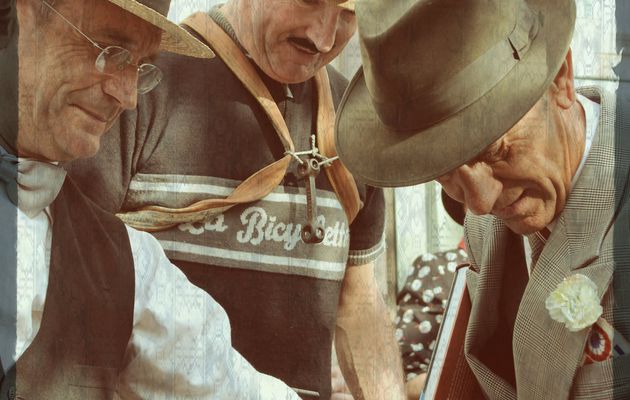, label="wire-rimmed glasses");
[41,0,163,95]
